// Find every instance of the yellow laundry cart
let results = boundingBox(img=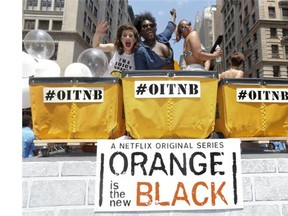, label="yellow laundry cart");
[121,70,219,139]
[29,77,125,139]
[215,78,288,138]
